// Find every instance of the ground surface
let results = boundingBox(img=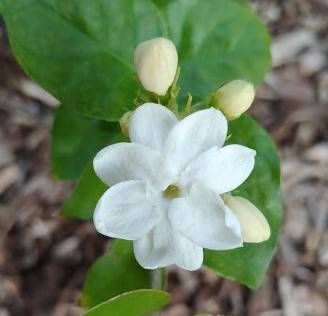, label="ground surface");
[0,1,328,315]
